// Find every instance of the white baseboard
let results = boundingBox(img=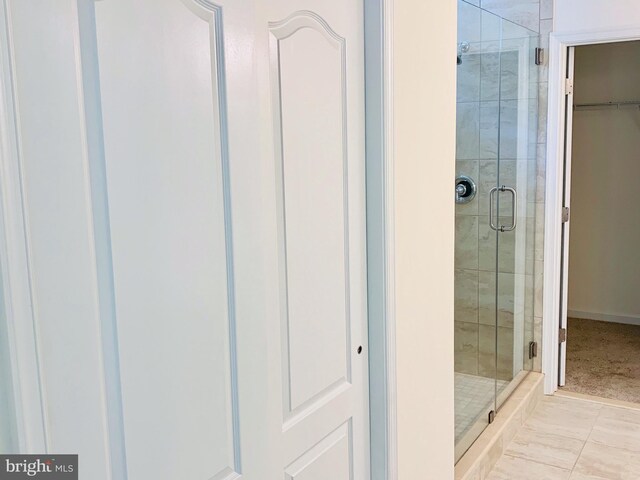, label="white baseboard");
[568,310,640,326]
